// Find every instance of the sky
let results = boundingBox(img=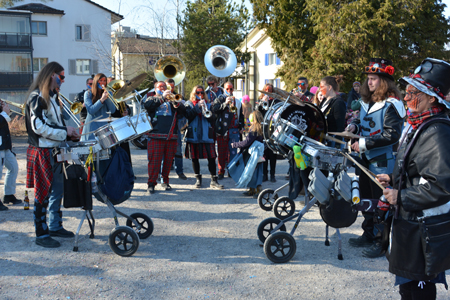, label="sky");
[93,0,450,36]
